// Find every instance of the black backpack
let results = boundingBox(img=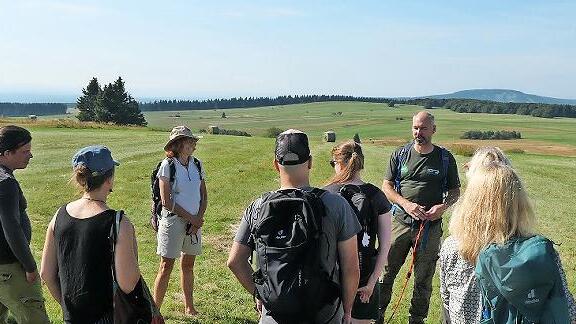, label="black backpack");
[150,157,202,231]
[251,188,340,322]
[337,184,379,286]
